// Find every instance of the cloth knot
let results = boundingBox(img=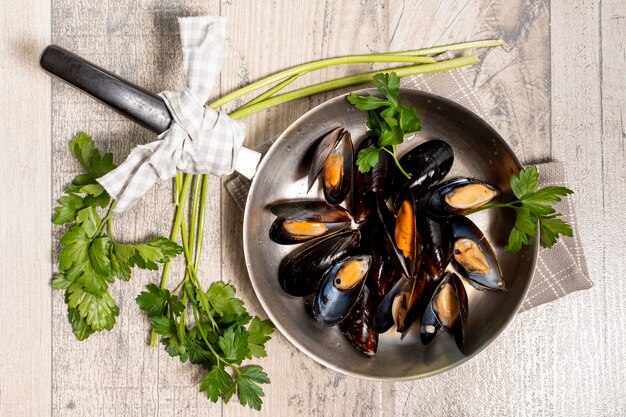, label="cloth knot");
[97,16,246,212]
